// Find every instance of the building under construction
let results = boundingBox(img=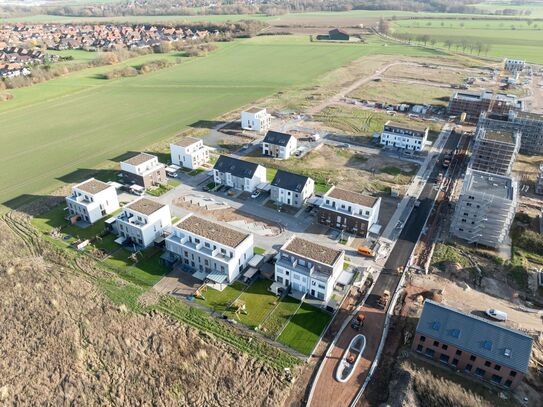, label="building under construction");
[477,111,543,155]
[448,90,523,121]
[469,127,520,176]
[451,169,517,249]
